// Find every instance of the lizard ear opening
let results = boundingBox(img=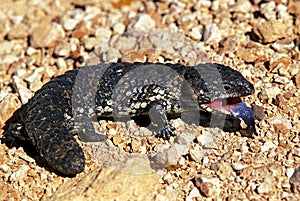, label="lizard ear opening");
[223,84,232,91]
